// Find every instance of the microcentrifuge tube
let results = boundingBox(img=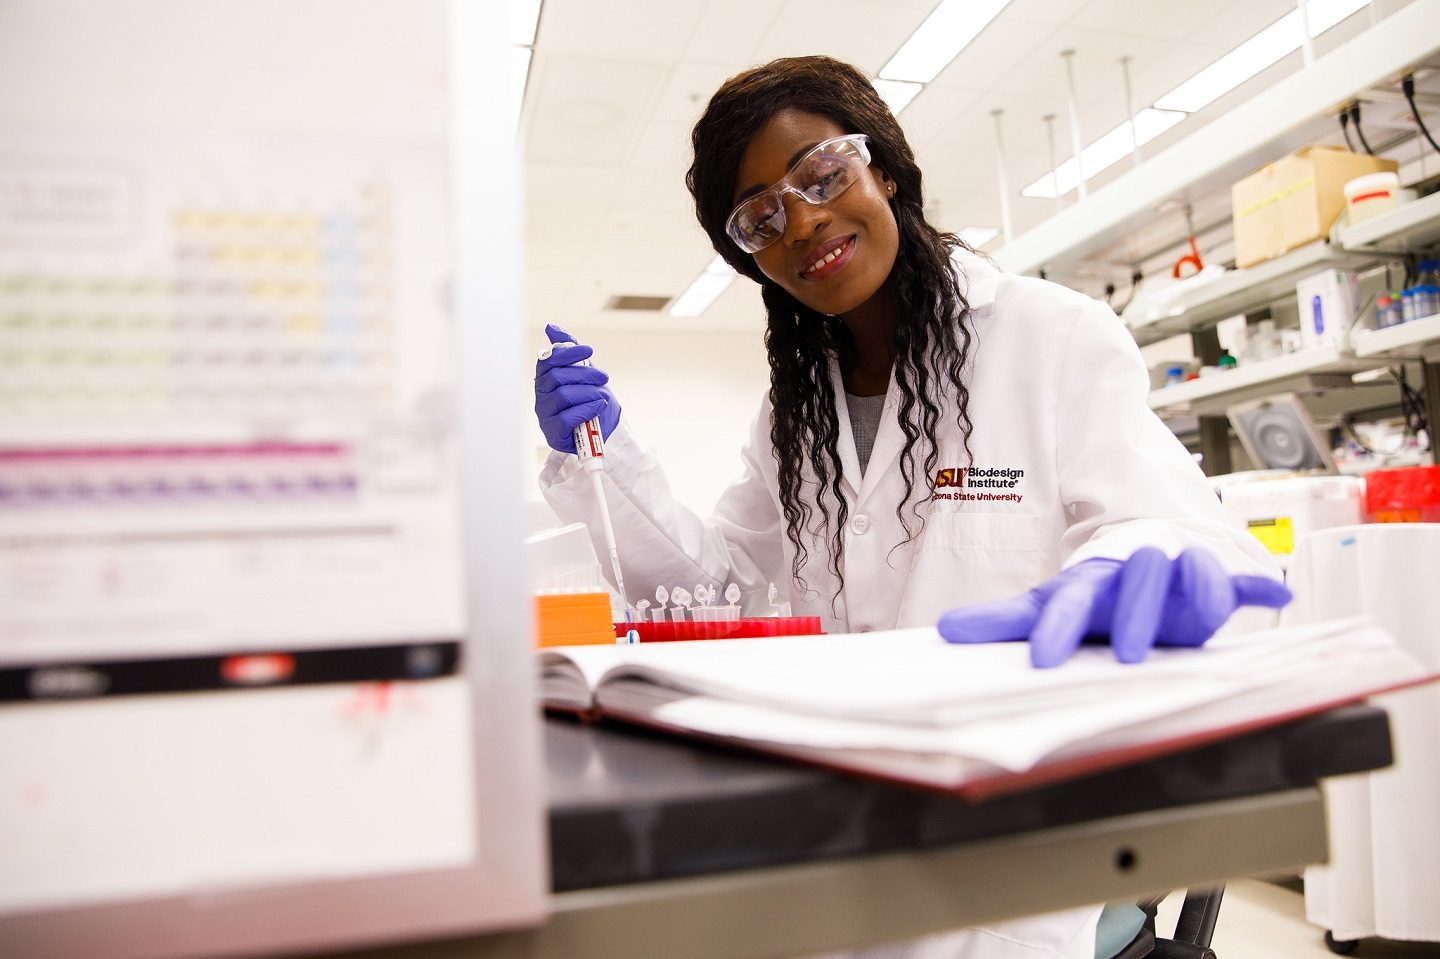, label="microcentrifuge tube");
[724,583,741,622]
[767,582,792,618]
[671,586,692,622]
